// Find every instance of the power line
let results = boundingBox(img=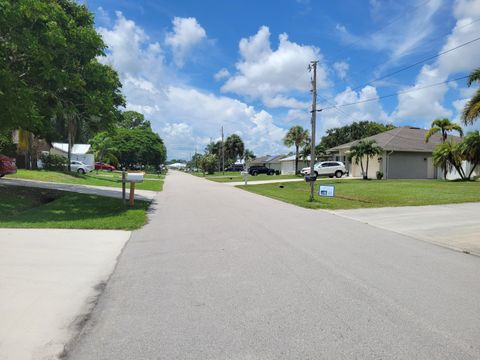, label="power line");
[320,75,468,111]
[347,16,480,84]
[318,34,480,109]
[330,0,433,62]
[350,35,480,92]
